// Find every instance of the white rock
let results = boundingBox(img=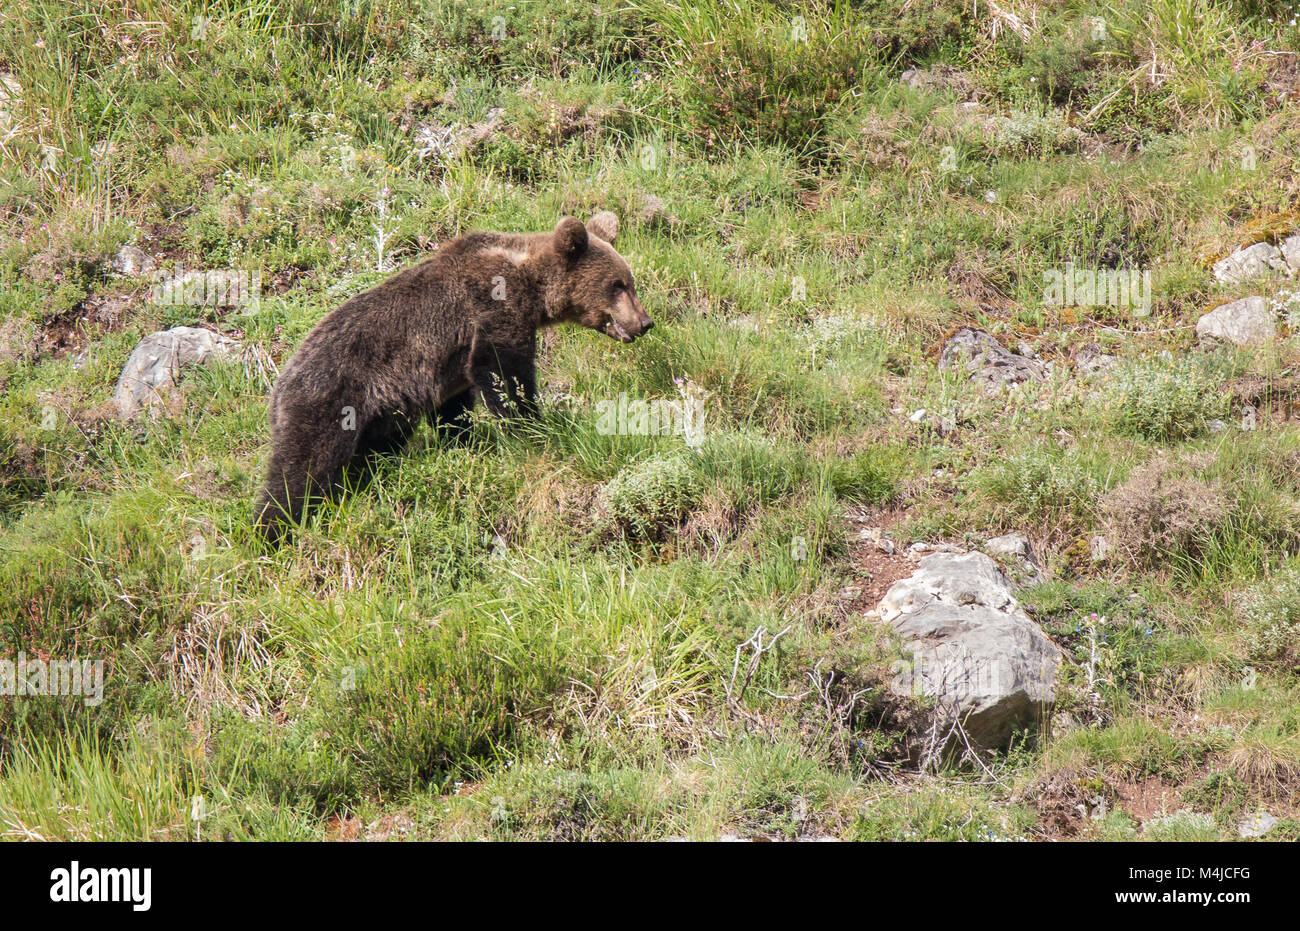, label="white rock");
[880,552,1061,749]
[1196,295,1274,346]
[984,532,1034,563]
[1280,234,1300,272]
[112,326,241,420]
[1212,241,1287,284]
